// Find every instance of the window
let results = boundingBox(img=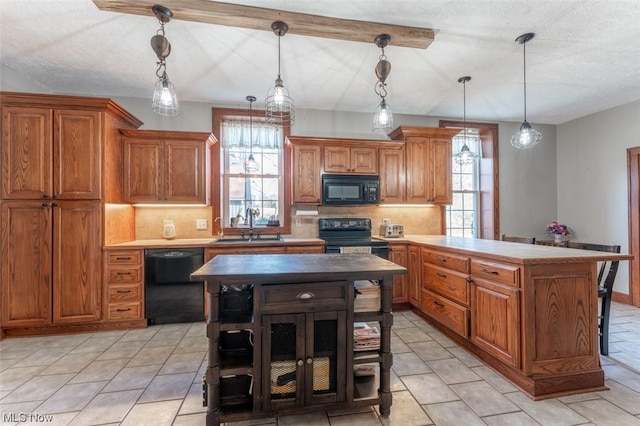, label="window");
[212,108,292,235]
[440,120,499,240]
[222,121,283,225]
[446,129,481,238]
